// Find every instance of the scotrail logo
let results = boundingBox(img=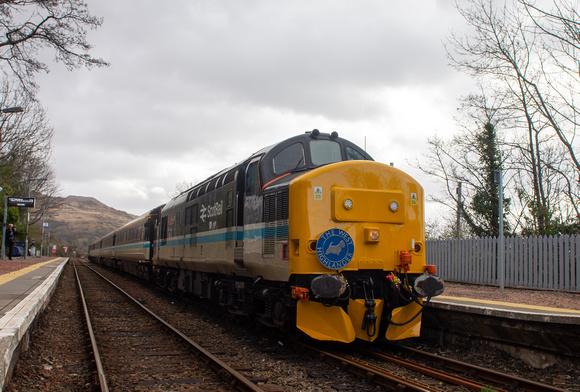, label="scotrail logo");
[200,201,224,222]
